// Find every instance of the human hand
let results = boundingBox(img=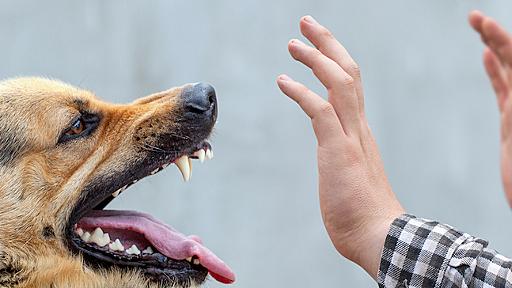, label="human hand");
[277,16,404,278]
[469,11,512,206]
